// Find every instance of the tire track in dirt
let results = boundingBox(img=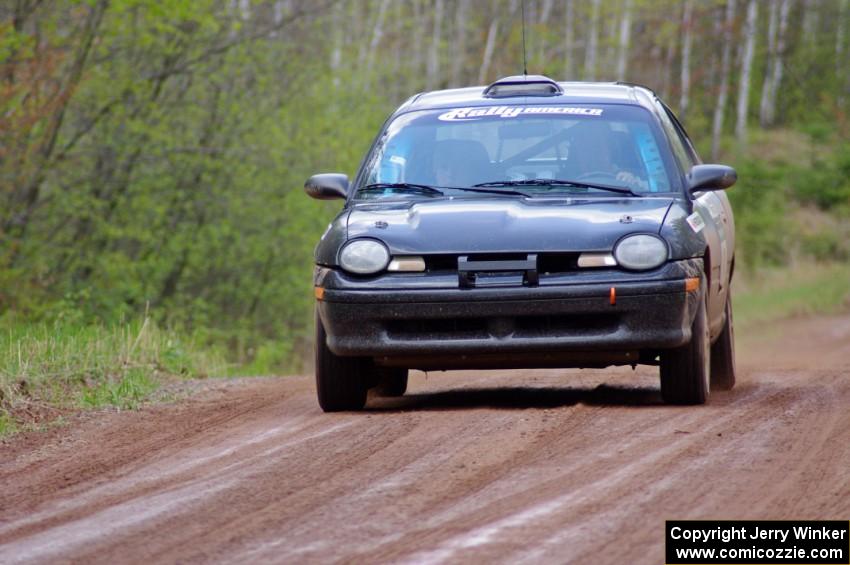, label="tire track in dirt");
[1,315,849,564]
